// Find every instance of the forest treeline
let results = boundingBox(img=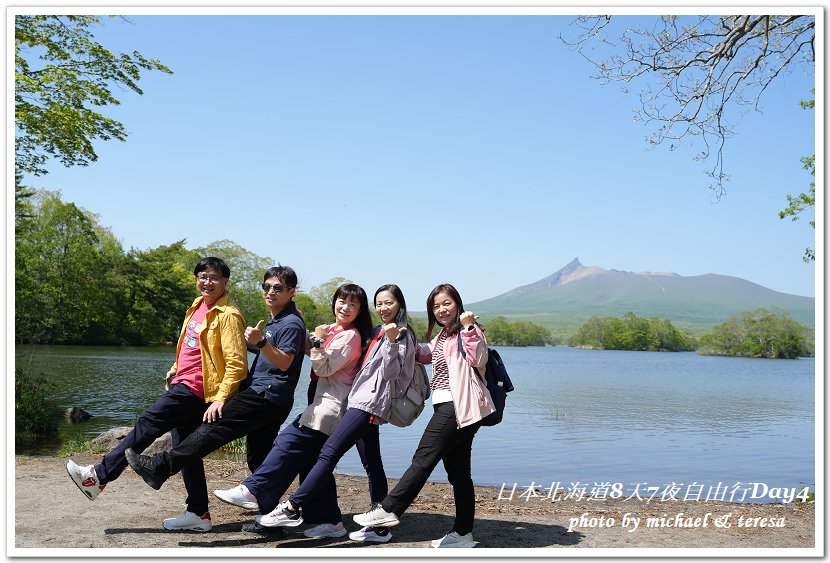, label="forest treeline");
[569,310,813,358]
[15,188,812,356]
[14,187,556,346]
[697,308,814,359]
[569,312,697,352]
